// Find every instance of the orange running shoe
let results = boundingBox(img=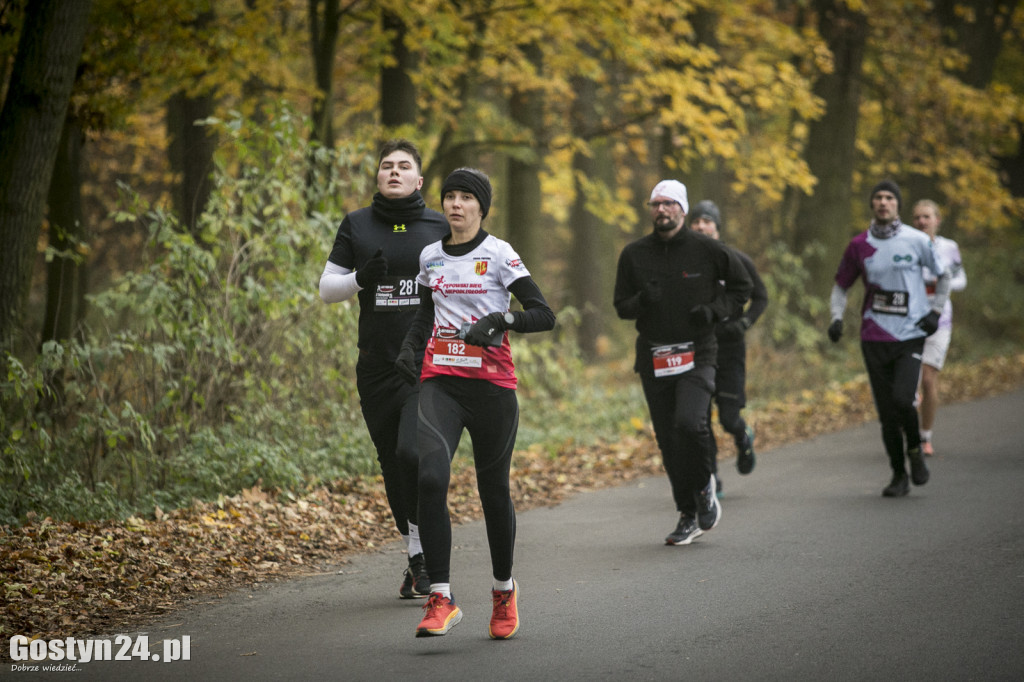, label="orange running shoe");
[415,593,462,637]
[489,580,520,640]
[922,441,934,457]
